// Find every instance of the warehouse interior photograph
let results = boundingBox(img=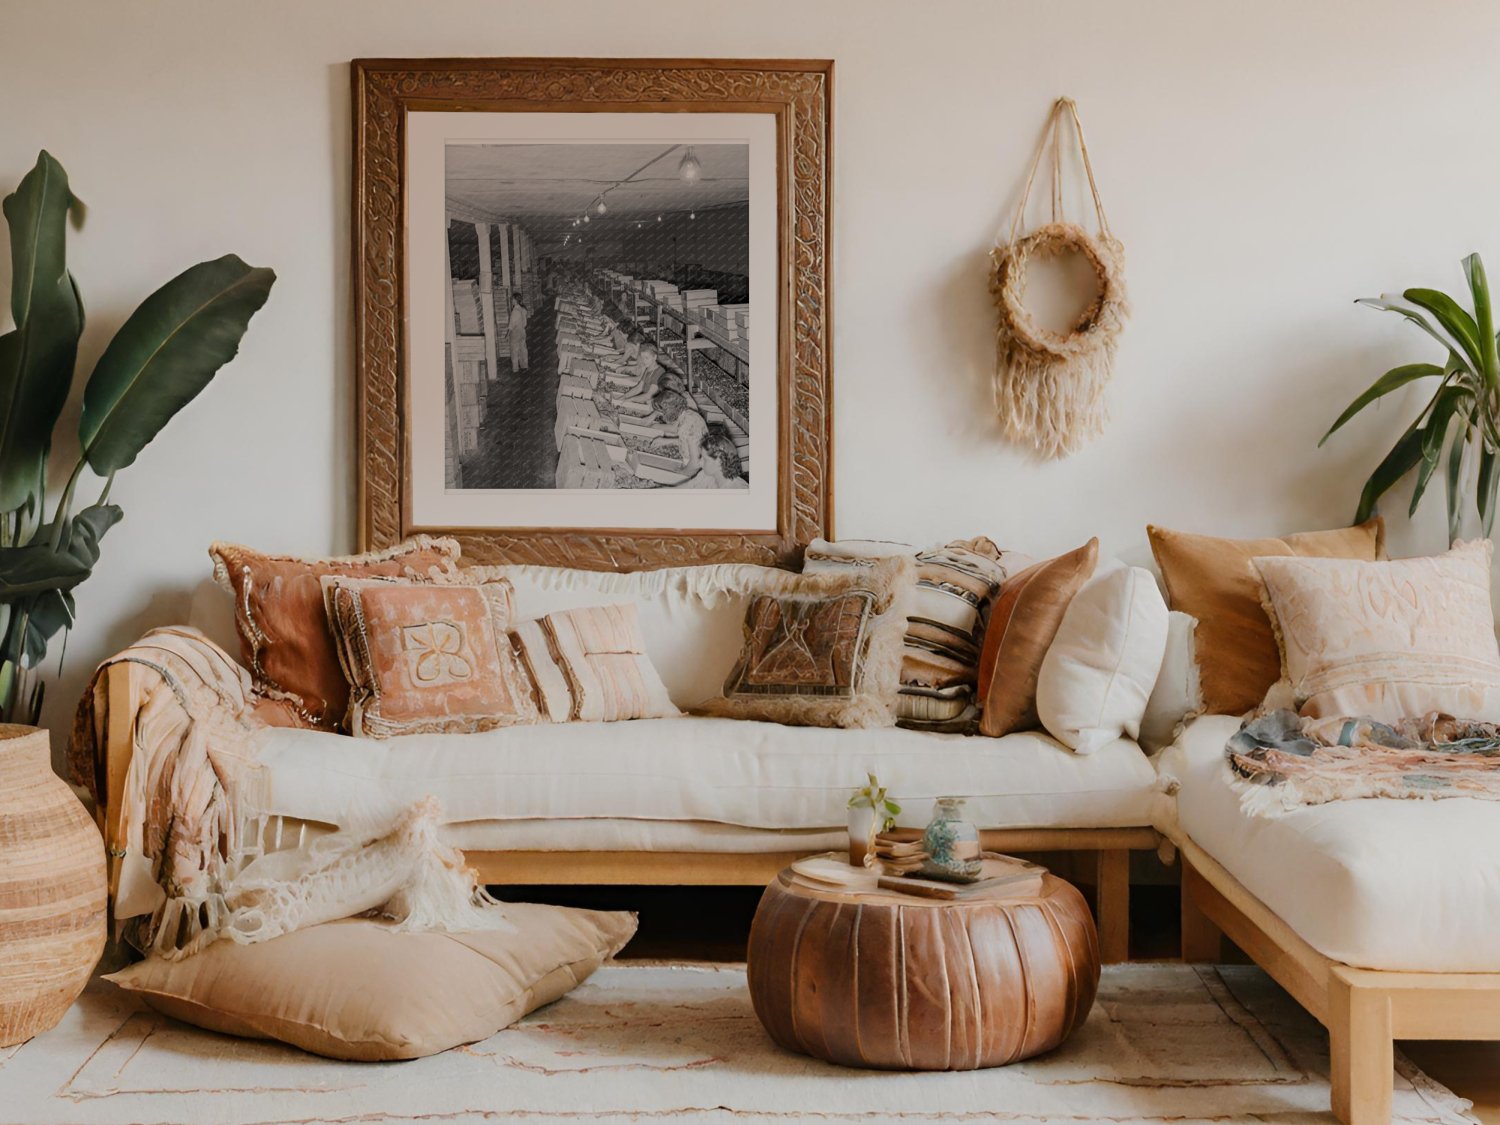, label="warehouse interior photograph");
[7,3,1500,1124]
[444,142,752,492]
